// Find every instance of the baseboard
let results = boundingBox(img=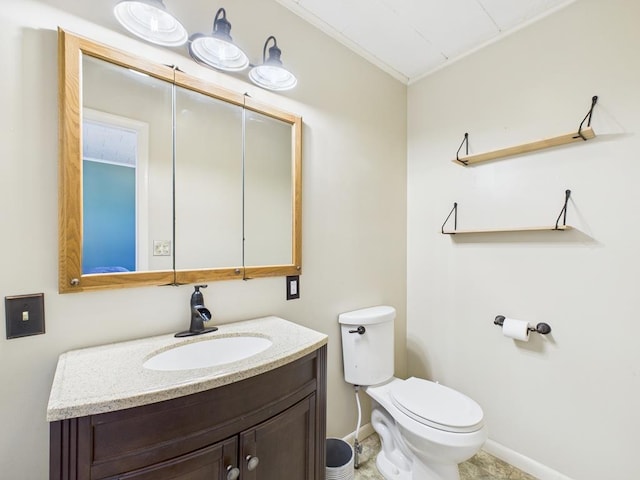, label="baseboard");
[342,422,375,444]
[344,426,573,480]
[483,439,574,480]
